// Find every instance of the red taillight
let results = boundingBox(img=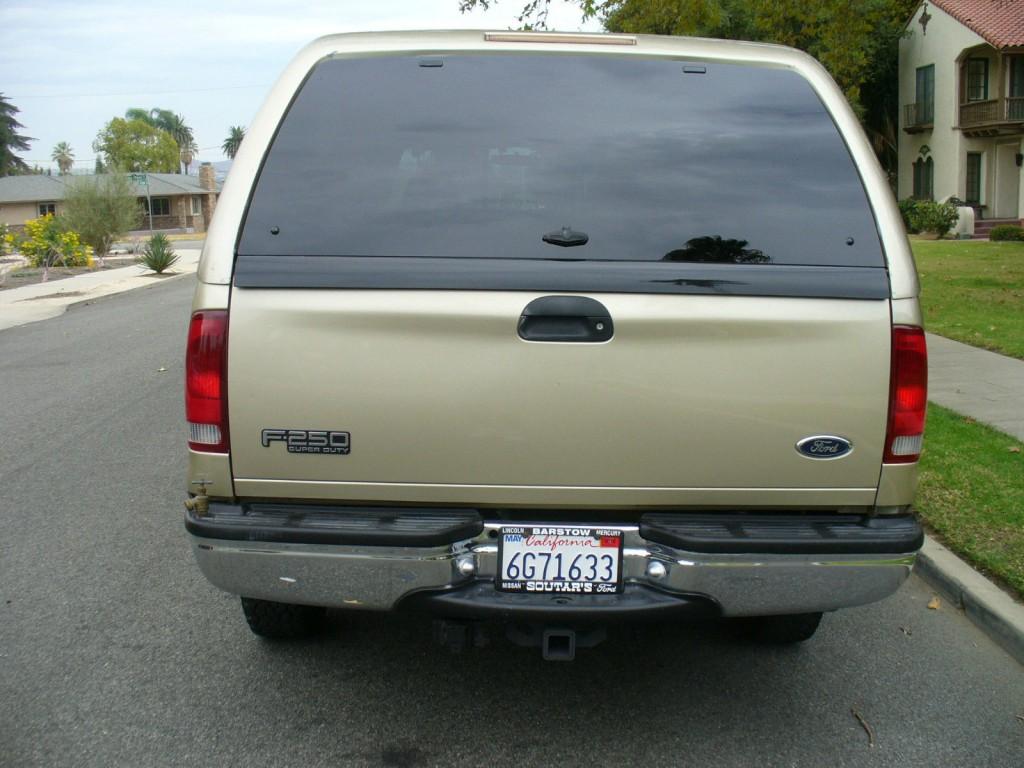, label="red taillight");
[884,325,927,463]
[185,310,229,453]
